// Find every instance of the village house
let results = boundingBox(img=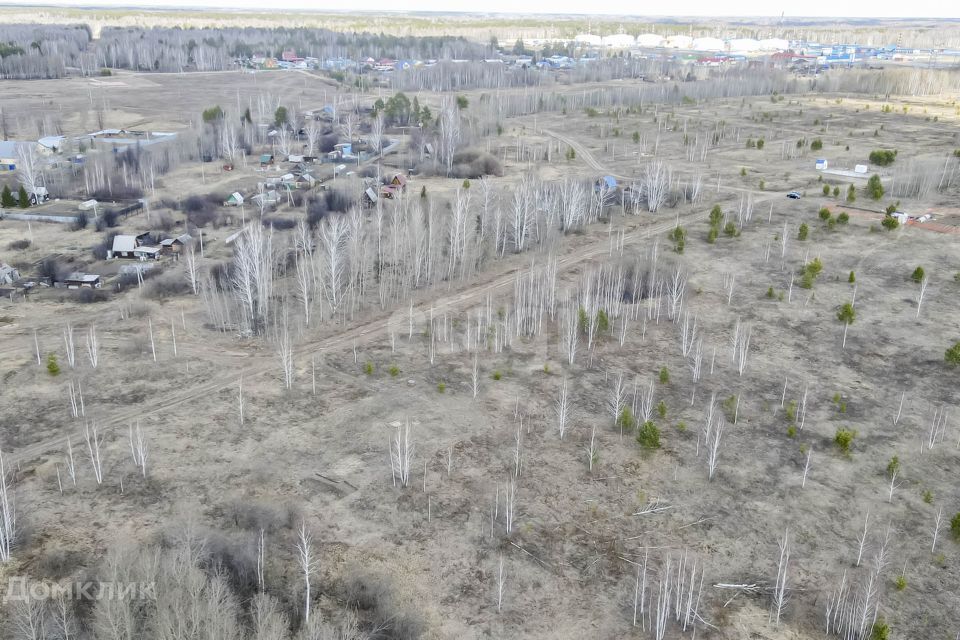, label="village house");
[281,49,303,63]
[252,190,280,208]
[63,272,102,289]
[390,174,408,191]
[159,233,193,255]
[111,235,161,261]
[329,143,353,160]
[38,136,65,153]
[294,173,317,189]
